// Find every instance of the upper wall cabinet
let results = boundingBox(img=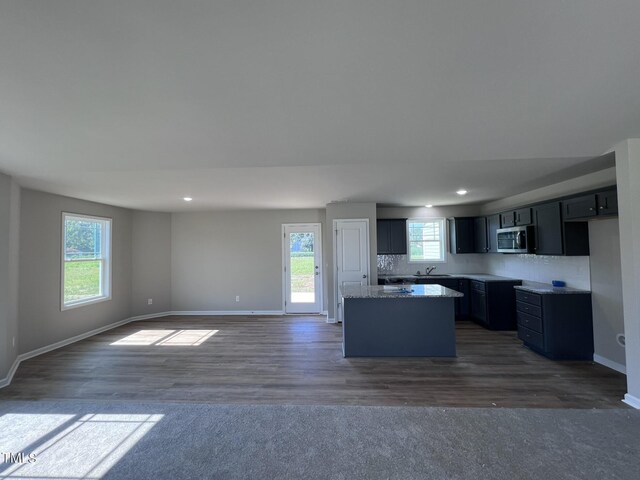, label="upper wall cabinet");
[376,219,407,255]
[532,202,564,256]
[500,207,532,227]
[474,217,488,253]
[596,190,618,216]
[500,212,515,228]
[448,217,475,254]
[563,195,597,220]
[563,188,618,220]
[486,214,501,253]
[473,214,500,253]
